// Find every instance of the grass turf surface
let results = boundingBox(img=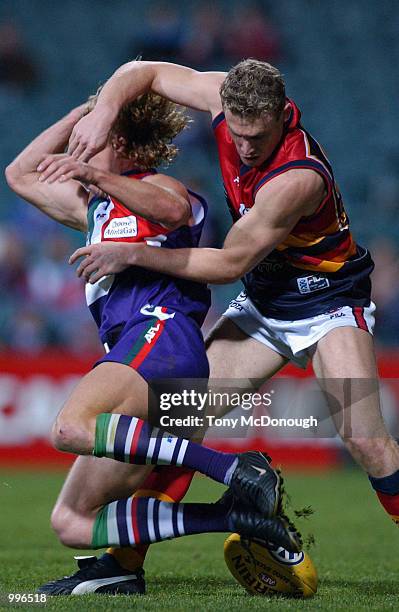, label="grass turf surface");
[0,468,398,611]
